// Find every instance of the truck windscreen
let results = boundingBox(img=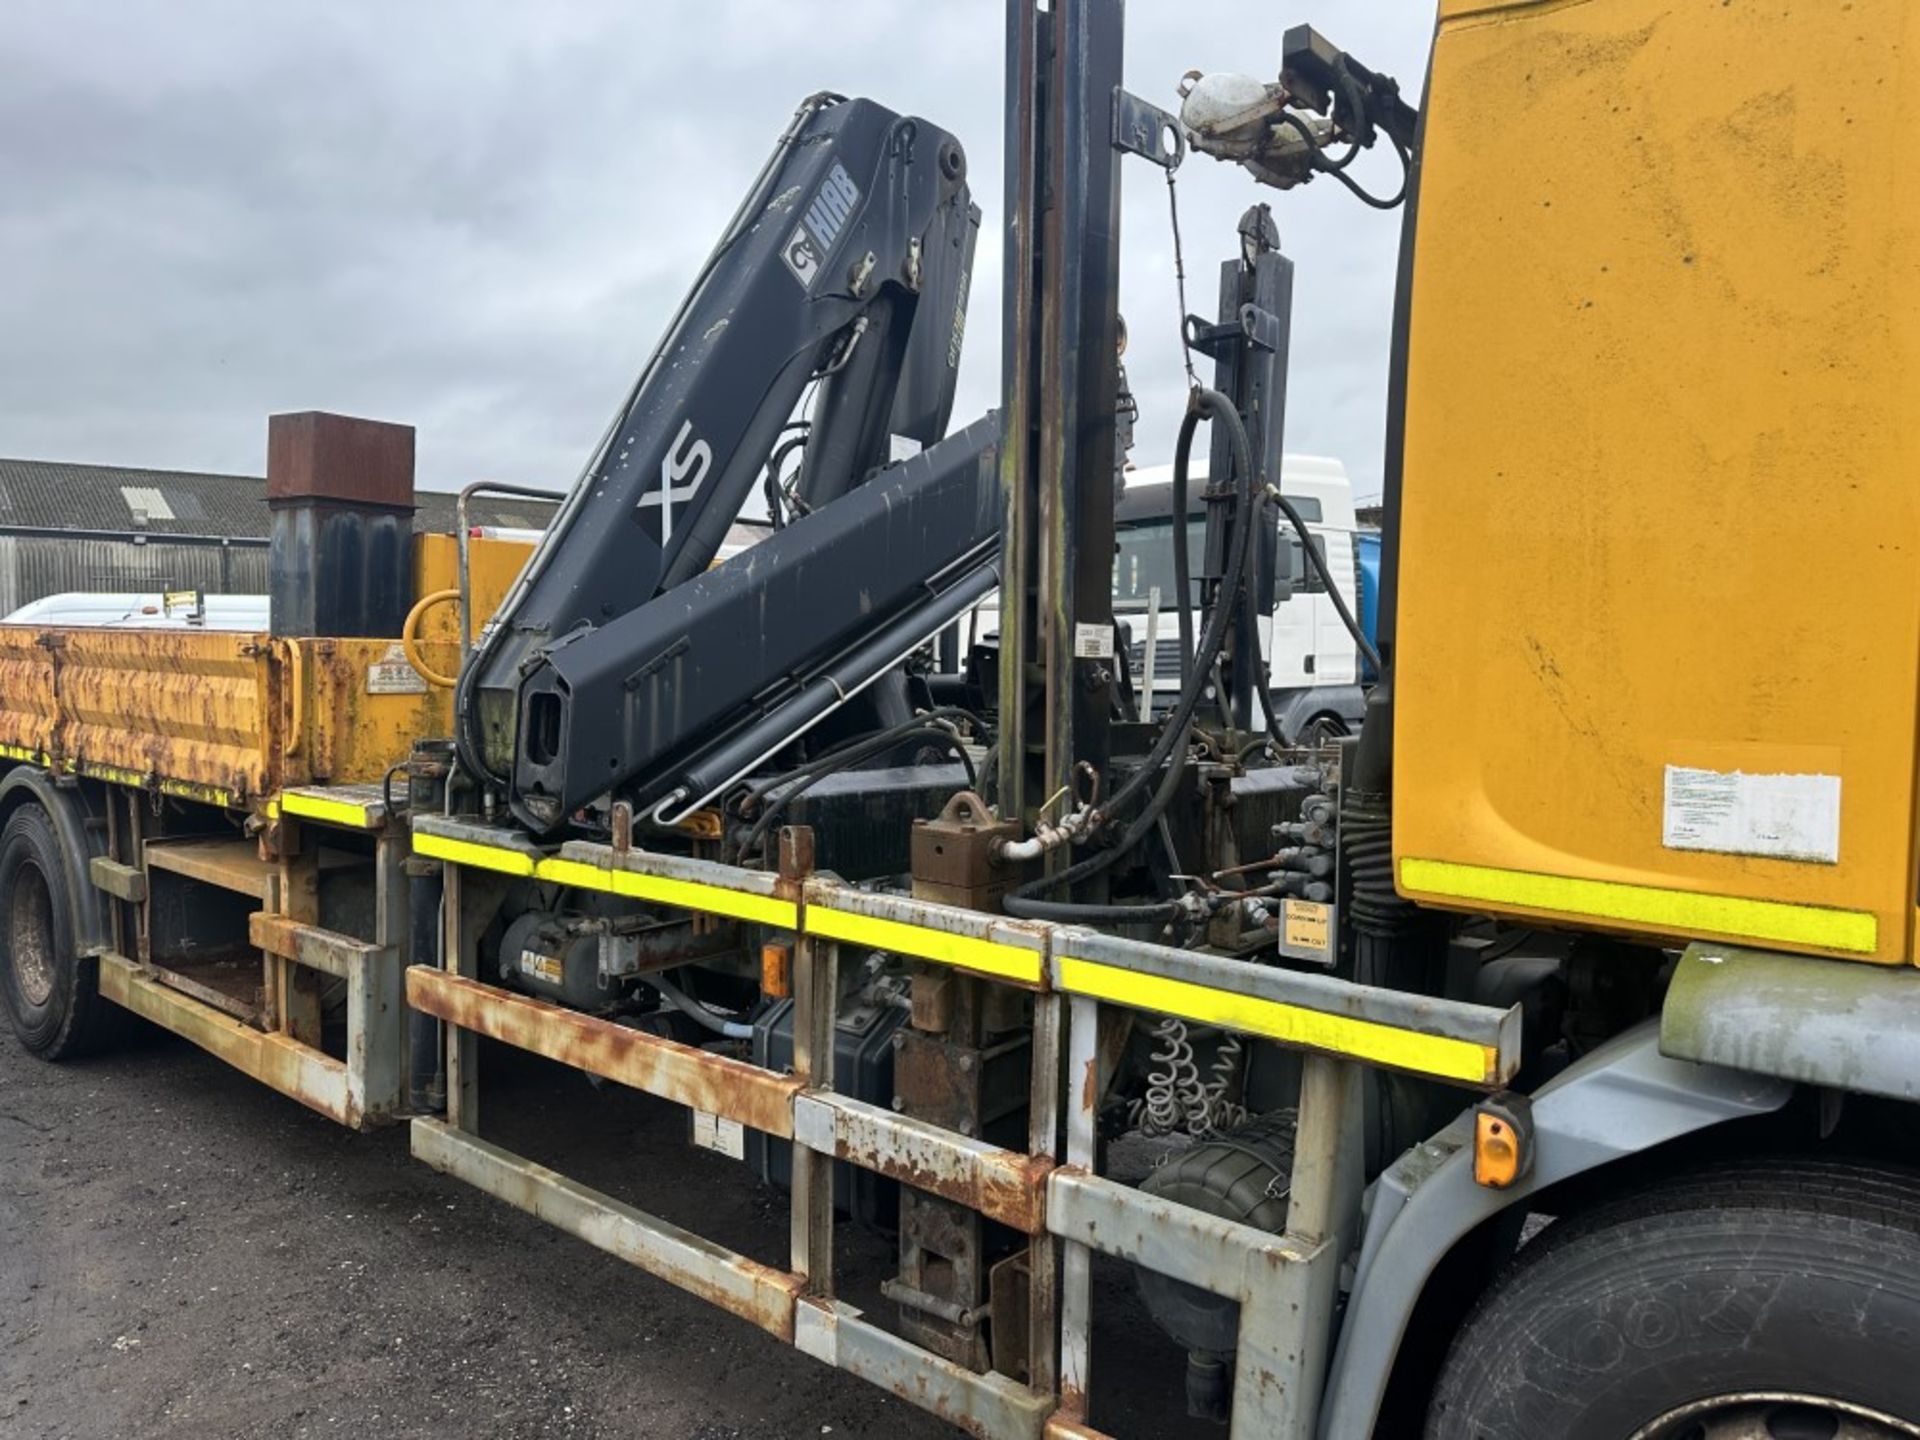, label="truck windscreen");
[1112,519,1203,612]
